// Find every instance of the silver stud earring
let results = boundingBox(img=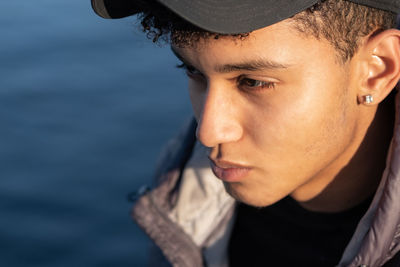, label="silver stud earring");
[364,95,374,104]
